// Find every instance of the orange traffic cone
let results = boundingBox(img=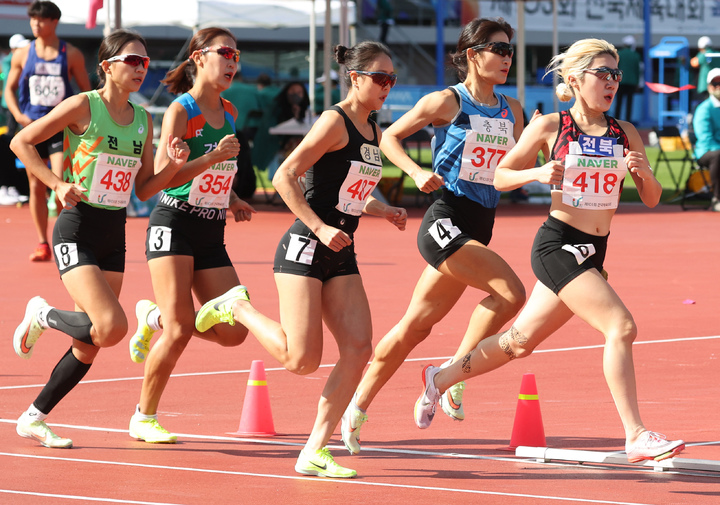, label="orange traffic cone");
[508,373,546,449]
[230,360,276,437]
